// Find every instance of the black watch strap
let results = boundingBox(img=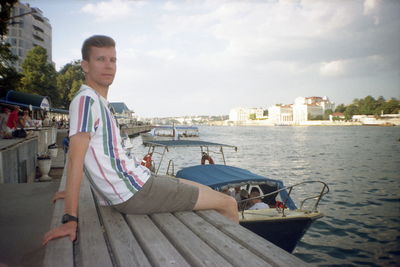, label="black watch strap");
[62,214,79,224]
